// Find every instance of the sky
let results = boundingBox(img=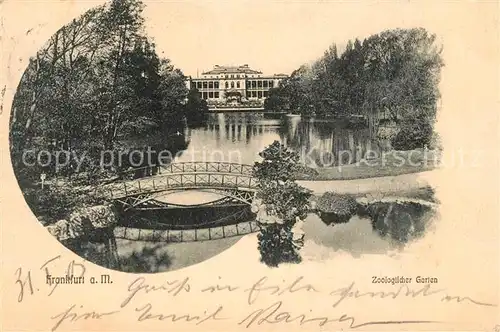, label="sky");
[141,1,440,78]
[3,0,447,80]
